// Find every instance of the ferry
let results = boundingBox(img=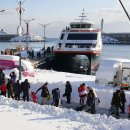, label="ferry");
[0,29,18,42]
[52,10,103,75]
